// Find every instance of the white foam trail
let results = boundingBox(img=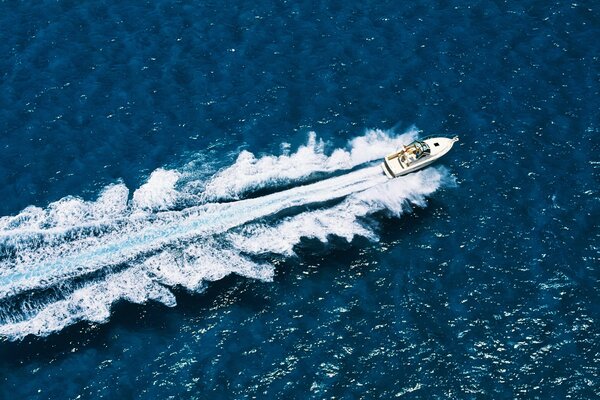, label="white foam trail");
[0,129,452,340]
[202,128,418,201]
